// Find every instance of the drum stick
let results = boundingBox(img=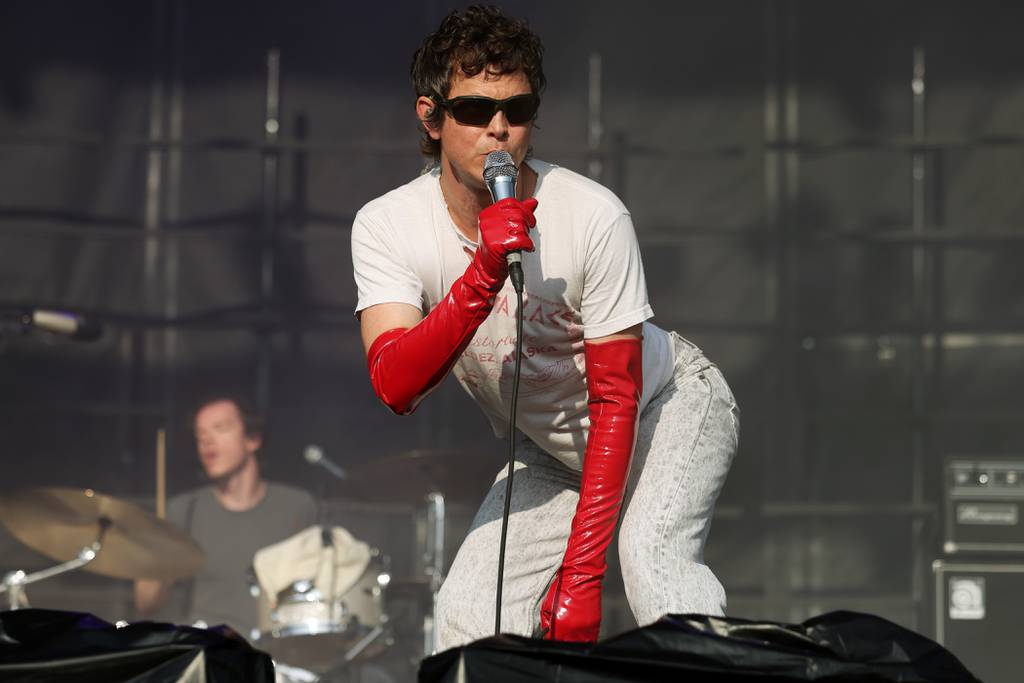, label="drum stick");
[156,428,167,519]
